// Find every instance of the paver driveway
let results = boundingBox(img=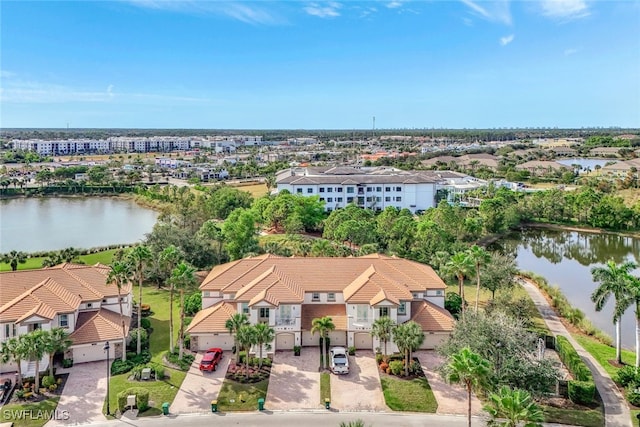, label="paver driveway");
[170,352,229,414]
[415,350,482,416]
[330,351,386,411]
[267,348,321,410]
[46,361,107,426]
